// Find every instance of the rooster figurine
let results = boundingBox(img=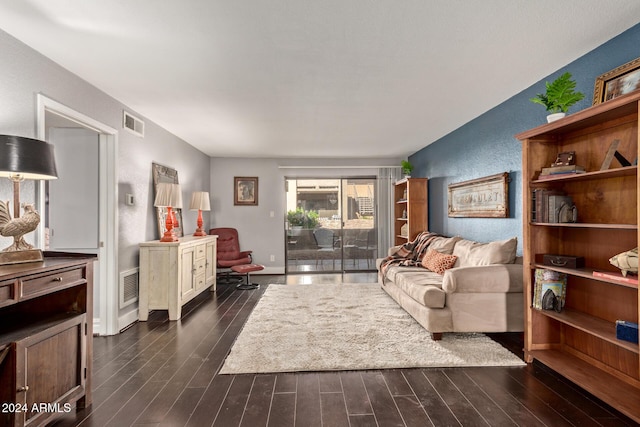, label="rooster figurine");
[0,200,40,252]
